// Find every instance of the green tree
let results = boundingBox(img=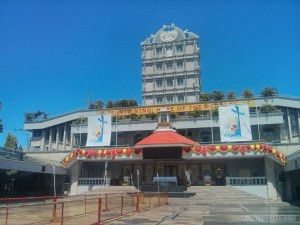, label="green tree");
[241,89,254,98]
[0,101,3,132]
[88,100,104,109]
[4,132,18,150]
[24,110,48,122]
[210,91,225,101]
[227,91,236,100]
[260,87,278,97]
[260,104,277,113]
[105,100,114,108]
[199,93,211,101]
